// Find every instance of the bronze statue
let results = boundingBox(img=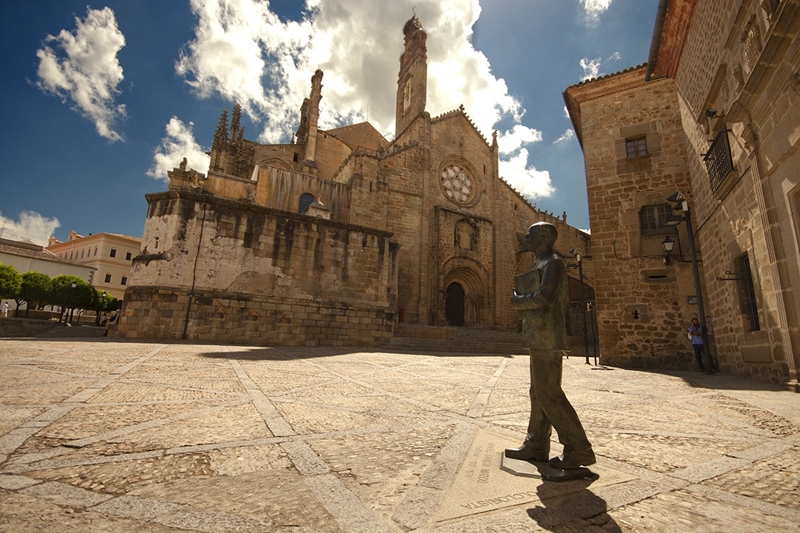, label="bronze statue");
[505,222,596,470]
